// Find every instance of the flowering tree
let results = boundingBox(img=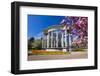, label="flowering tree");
[61,16,88,48]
